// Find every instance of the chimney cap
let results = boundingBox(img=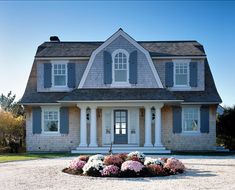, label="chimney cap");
[50,36,60,42]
